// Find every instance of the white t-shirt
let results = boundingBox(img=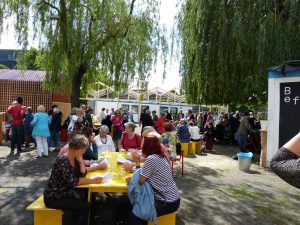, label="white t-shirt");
[189,126,201,140]
[67,115,78,132]
[97,111,107,123]
[94,135,115,153]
